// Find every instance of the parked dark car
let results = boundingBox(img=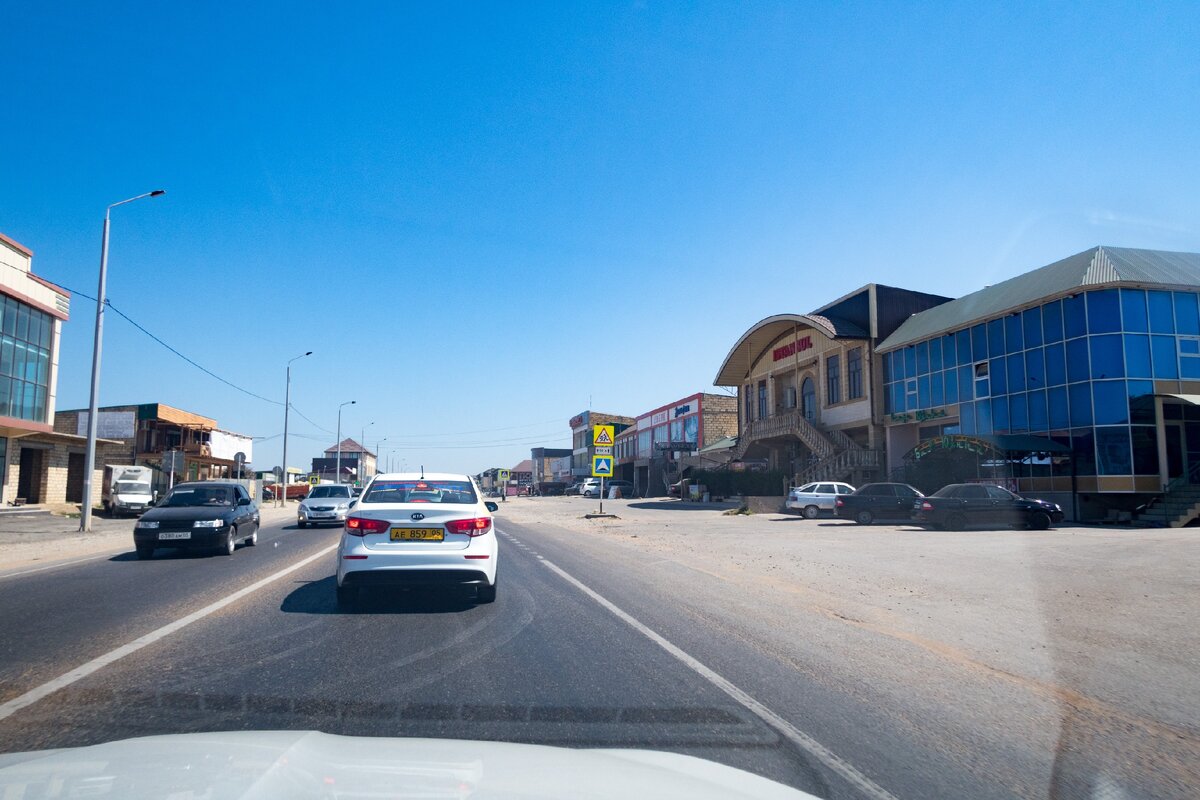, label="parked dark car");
[602,479,637,498]
[913,483,1065,530]
[133,481,260,559]
[535,481,568,496]
[835,482,924,524]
